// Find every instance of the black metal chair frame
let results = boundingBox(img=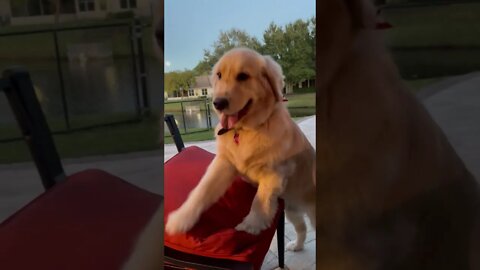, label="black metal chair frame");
[1,68,66,190]
[164,114,285,269]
